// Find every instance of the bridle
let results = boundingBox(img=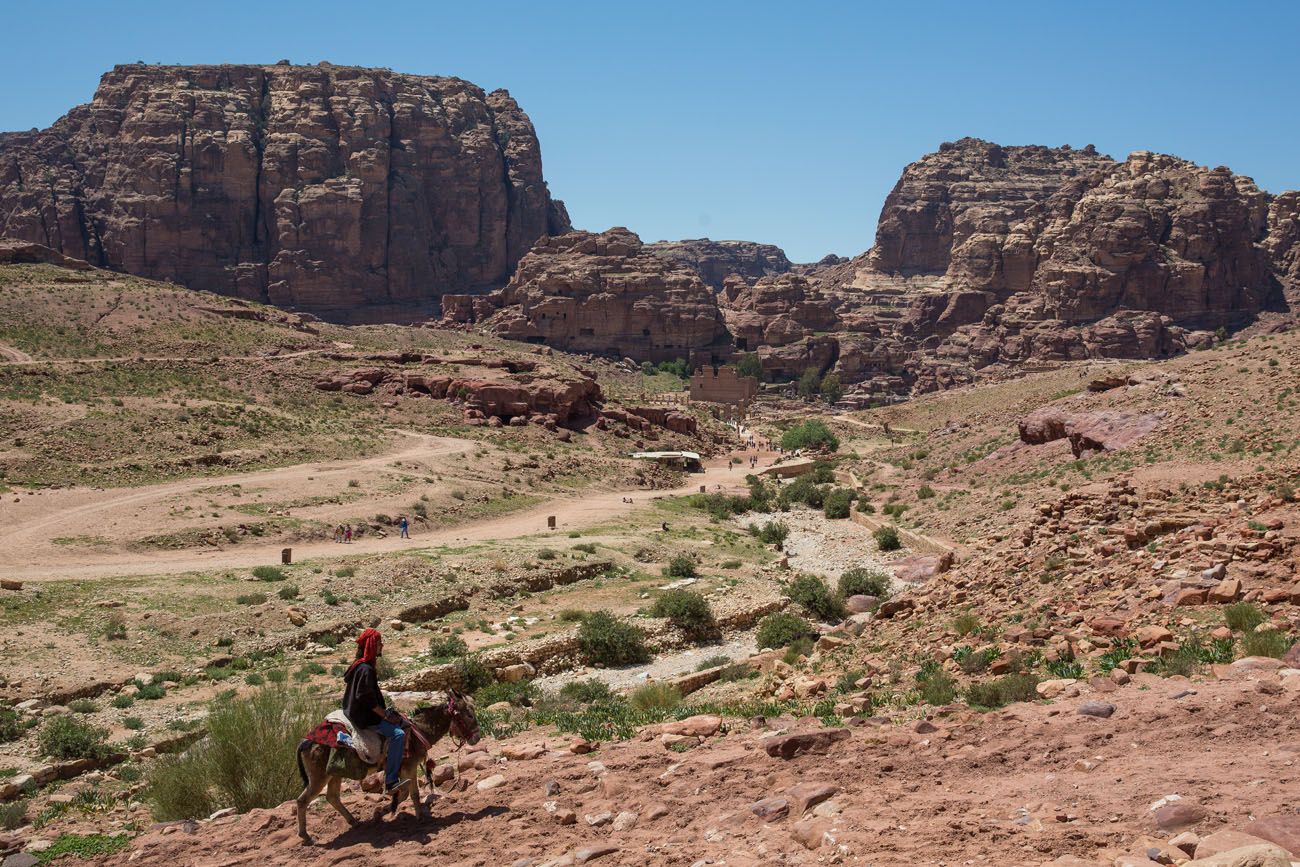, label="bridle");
[445,689,476,750]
